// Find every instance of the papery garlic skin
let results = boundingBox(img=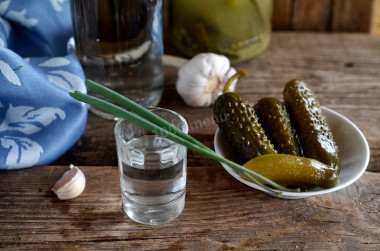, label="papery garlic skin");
[51,164,86,200]
[176,53,237,107]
